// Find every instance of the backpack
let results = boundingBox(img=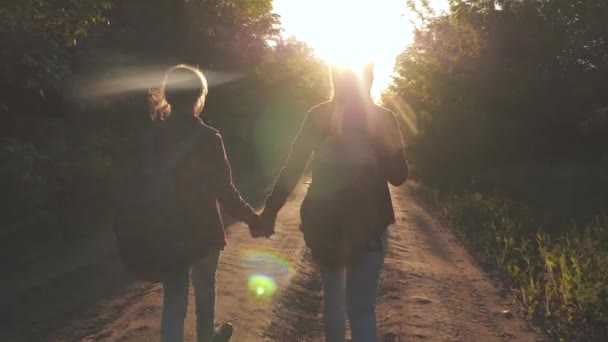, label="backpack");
[112,127,205,282]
